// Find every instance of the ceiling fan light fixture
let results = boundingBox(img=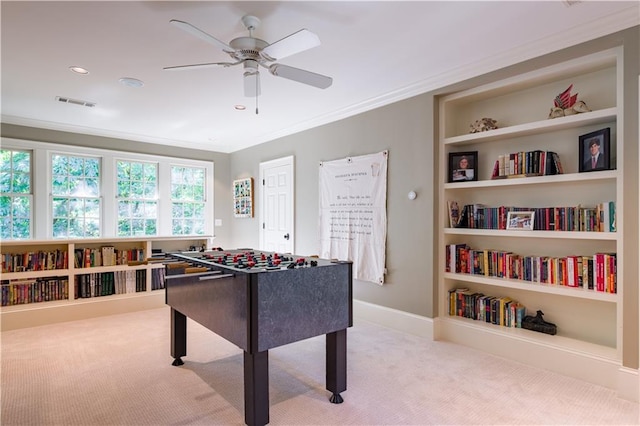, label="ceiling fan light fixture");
[69,66,89,75]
